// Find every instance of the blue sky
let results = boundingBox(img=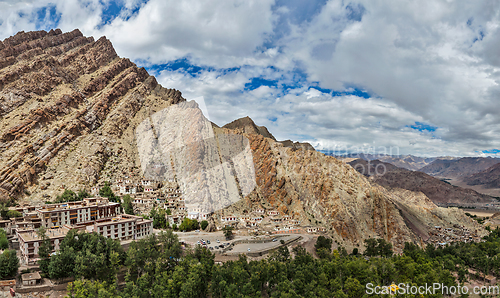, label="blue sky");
[1,0,500,157]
